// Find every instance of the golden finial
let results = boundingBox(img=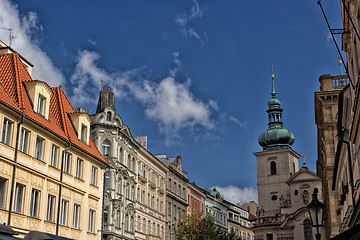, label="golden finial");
[271,64,275,80]
[338,56,343,75]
